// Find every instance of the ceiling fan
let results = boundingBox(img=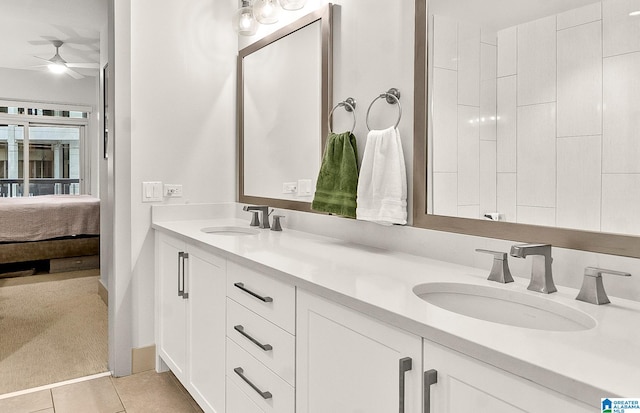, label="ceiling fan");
[34,40,99,79]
